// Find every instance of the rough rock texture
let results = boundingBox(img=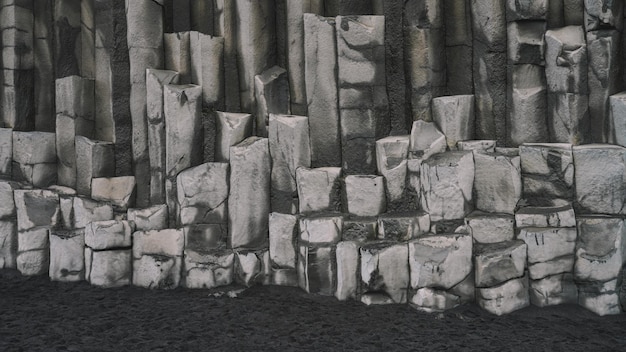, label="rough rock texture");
[474,241,527,288]
[519,143,575,203]
[477,274,530,315]
[361,241,409,304]
[176,163,229,227]
[409,233,472,290]
[269,213,298,287]
[444,0,473,95]
[132,229,184,289]
[12,132,57,188]
[75,136,115,197]
[376,136,409,205]
[255,67,290,138]
[127,205,169,231]
[473,152,522,214]
[518,227,577,280]
[49,229,85,282]
[465,211,516,244]
[431,95,474,150]
[515,203,577,228]
[344,175,386,217]
[296,167,342,214]
[91,176,136,212]
[215,112,253,163]
[377,212,430,242]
